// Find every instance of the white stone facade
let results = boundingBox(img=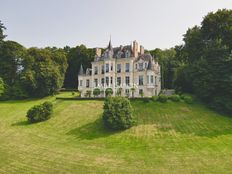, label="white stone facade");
[78,40,161,97]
